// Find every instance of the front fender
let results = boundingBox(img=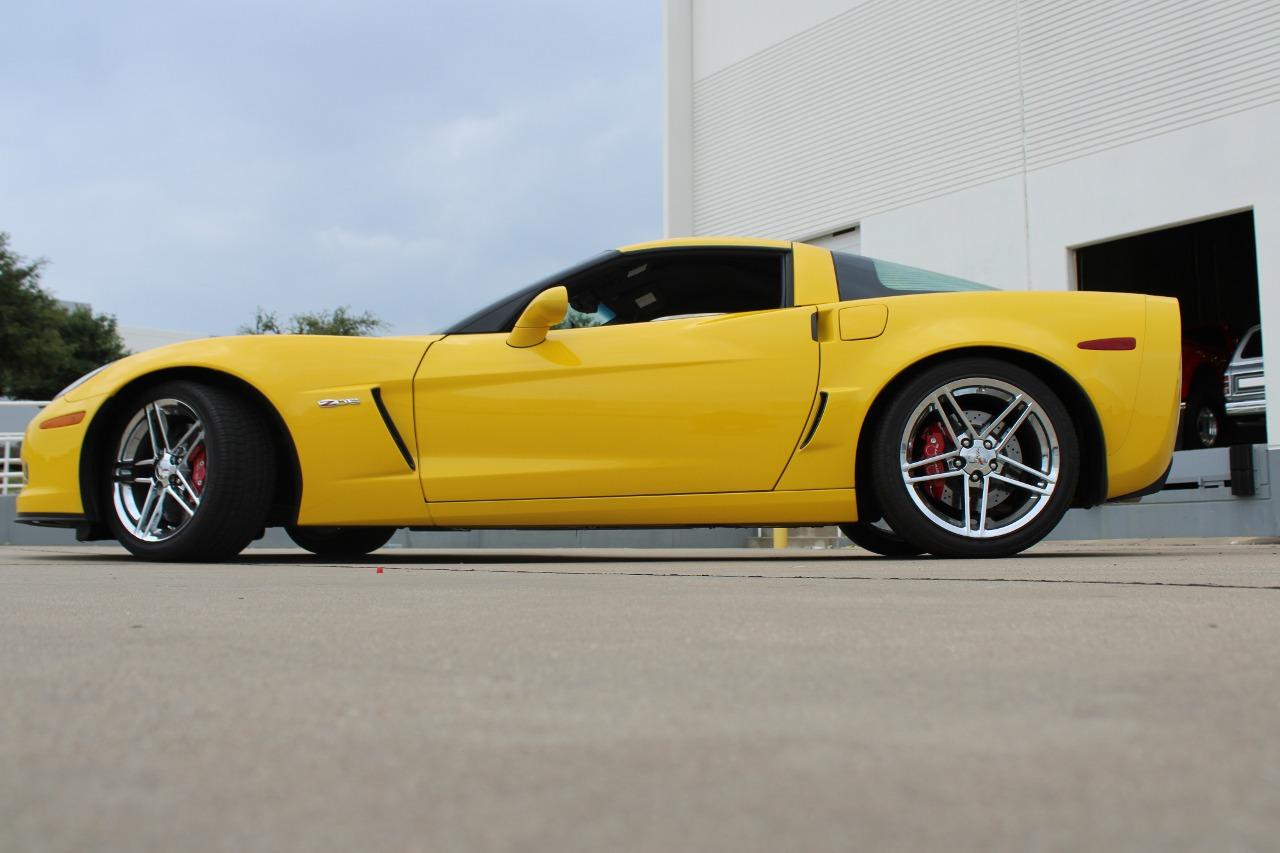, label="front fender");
[22,335,441,526]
